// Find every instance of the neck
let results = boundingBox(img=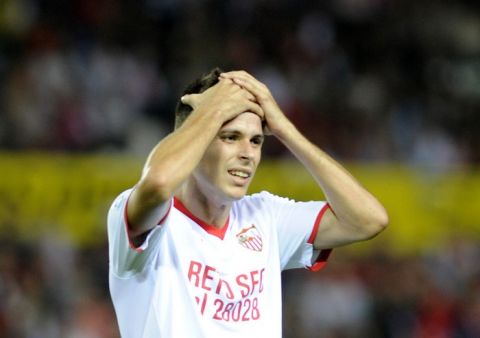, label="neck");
[176,181,232,229]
